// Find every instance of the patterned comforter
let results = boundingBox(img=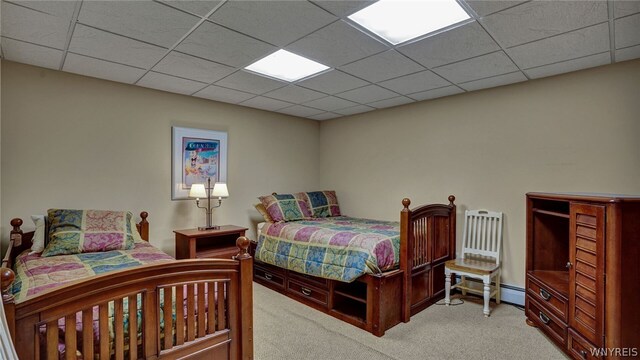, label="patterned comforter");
[12,241,173,303]
[255,216,400,282]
